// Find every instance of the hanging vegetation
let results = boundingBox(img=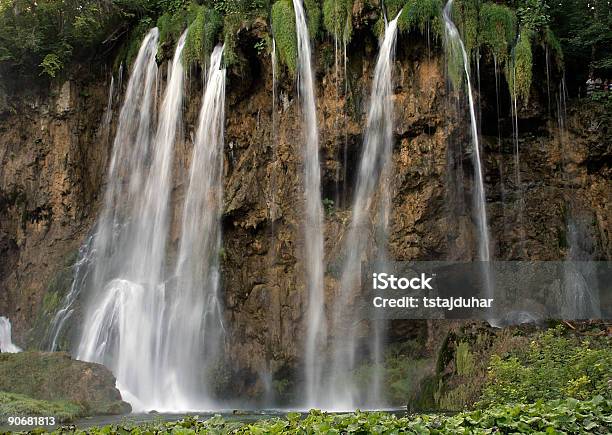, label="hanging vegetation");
[271,0,298,75]
[478,3,516,65]
[451,0,479,57]
[543,26,564,71]
[397,0,443,40]
[507,29,533,104]
[183,6,223,67]
[322,0,353,44]
[304,0,322,40]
